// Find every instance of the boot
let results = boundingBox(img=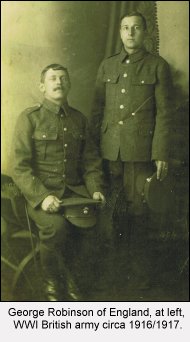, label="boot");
[64,272,82,301]
[43,278,61,302]
[38,209,84,301]
[40,245,67,301]
[58,255,82,301]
